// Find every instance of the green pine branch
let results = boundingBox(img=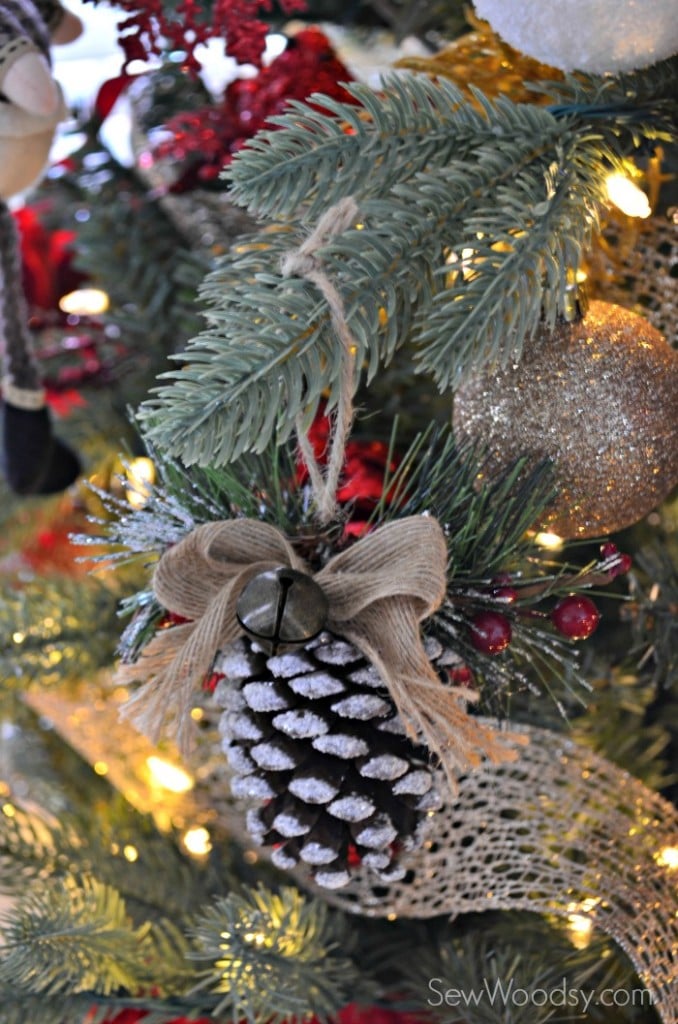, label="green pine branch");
[390,913,652,1024]
[625,542,678,689]
[0,777,234,925]
[535,56,678,145]
[226,77,567,222]
[0,877,153,997]
[188,885,372,1023]
[412,131,611,387]
[0,991,102,1024]
[136,70,655,465]
[0,575,123,691]
[99,422,627,730]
